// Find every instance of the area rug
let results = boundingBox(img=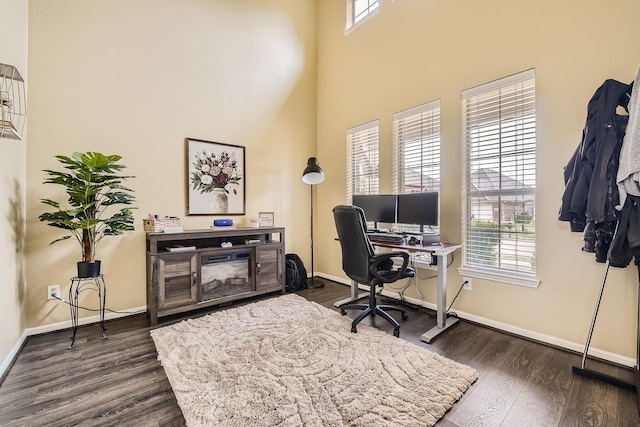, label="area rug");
[150,294,478,426]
